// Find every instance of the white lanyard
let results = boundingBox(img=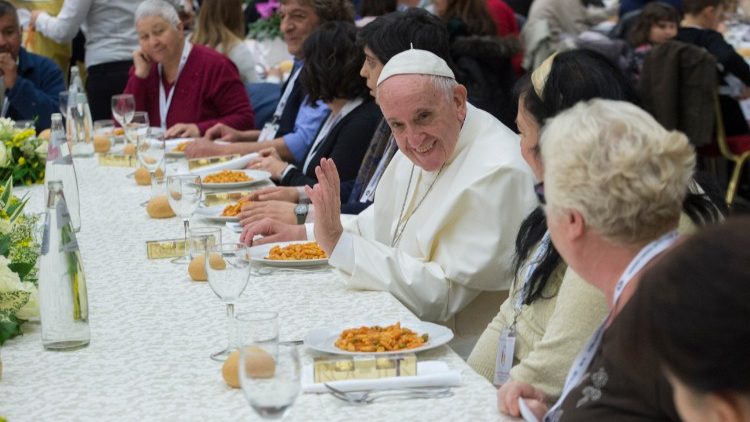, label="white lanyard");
[302,98,362,173]
[360,136,397,203]
[543,230,679,422]
[158,41,192,131]
[515,231,552,313]
[272,65,303,122]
